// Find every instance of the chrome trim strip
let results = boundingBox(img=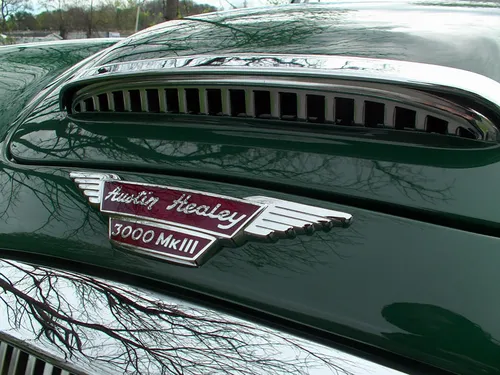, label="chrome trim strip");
[0,258,408,375]
[271,90,280,119]
[25,355,37,374]
[297,92,306,120]
[139,89,148,112]
[325,95,334,123]
[0,341,7,367]
[158,88,167,113]
[92,95,99,111]
[42,363,54,375]
[222,88,230,116]
[7,346,20,375]
[246,88,255,117]
[354,98,364,125]
[199,88,208,114]
[178,88,186,113]
[66,54,500,108]
[106,92,115,112]
[123,90,131,112]
[416,113,426,131]
[385,103,396,128]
